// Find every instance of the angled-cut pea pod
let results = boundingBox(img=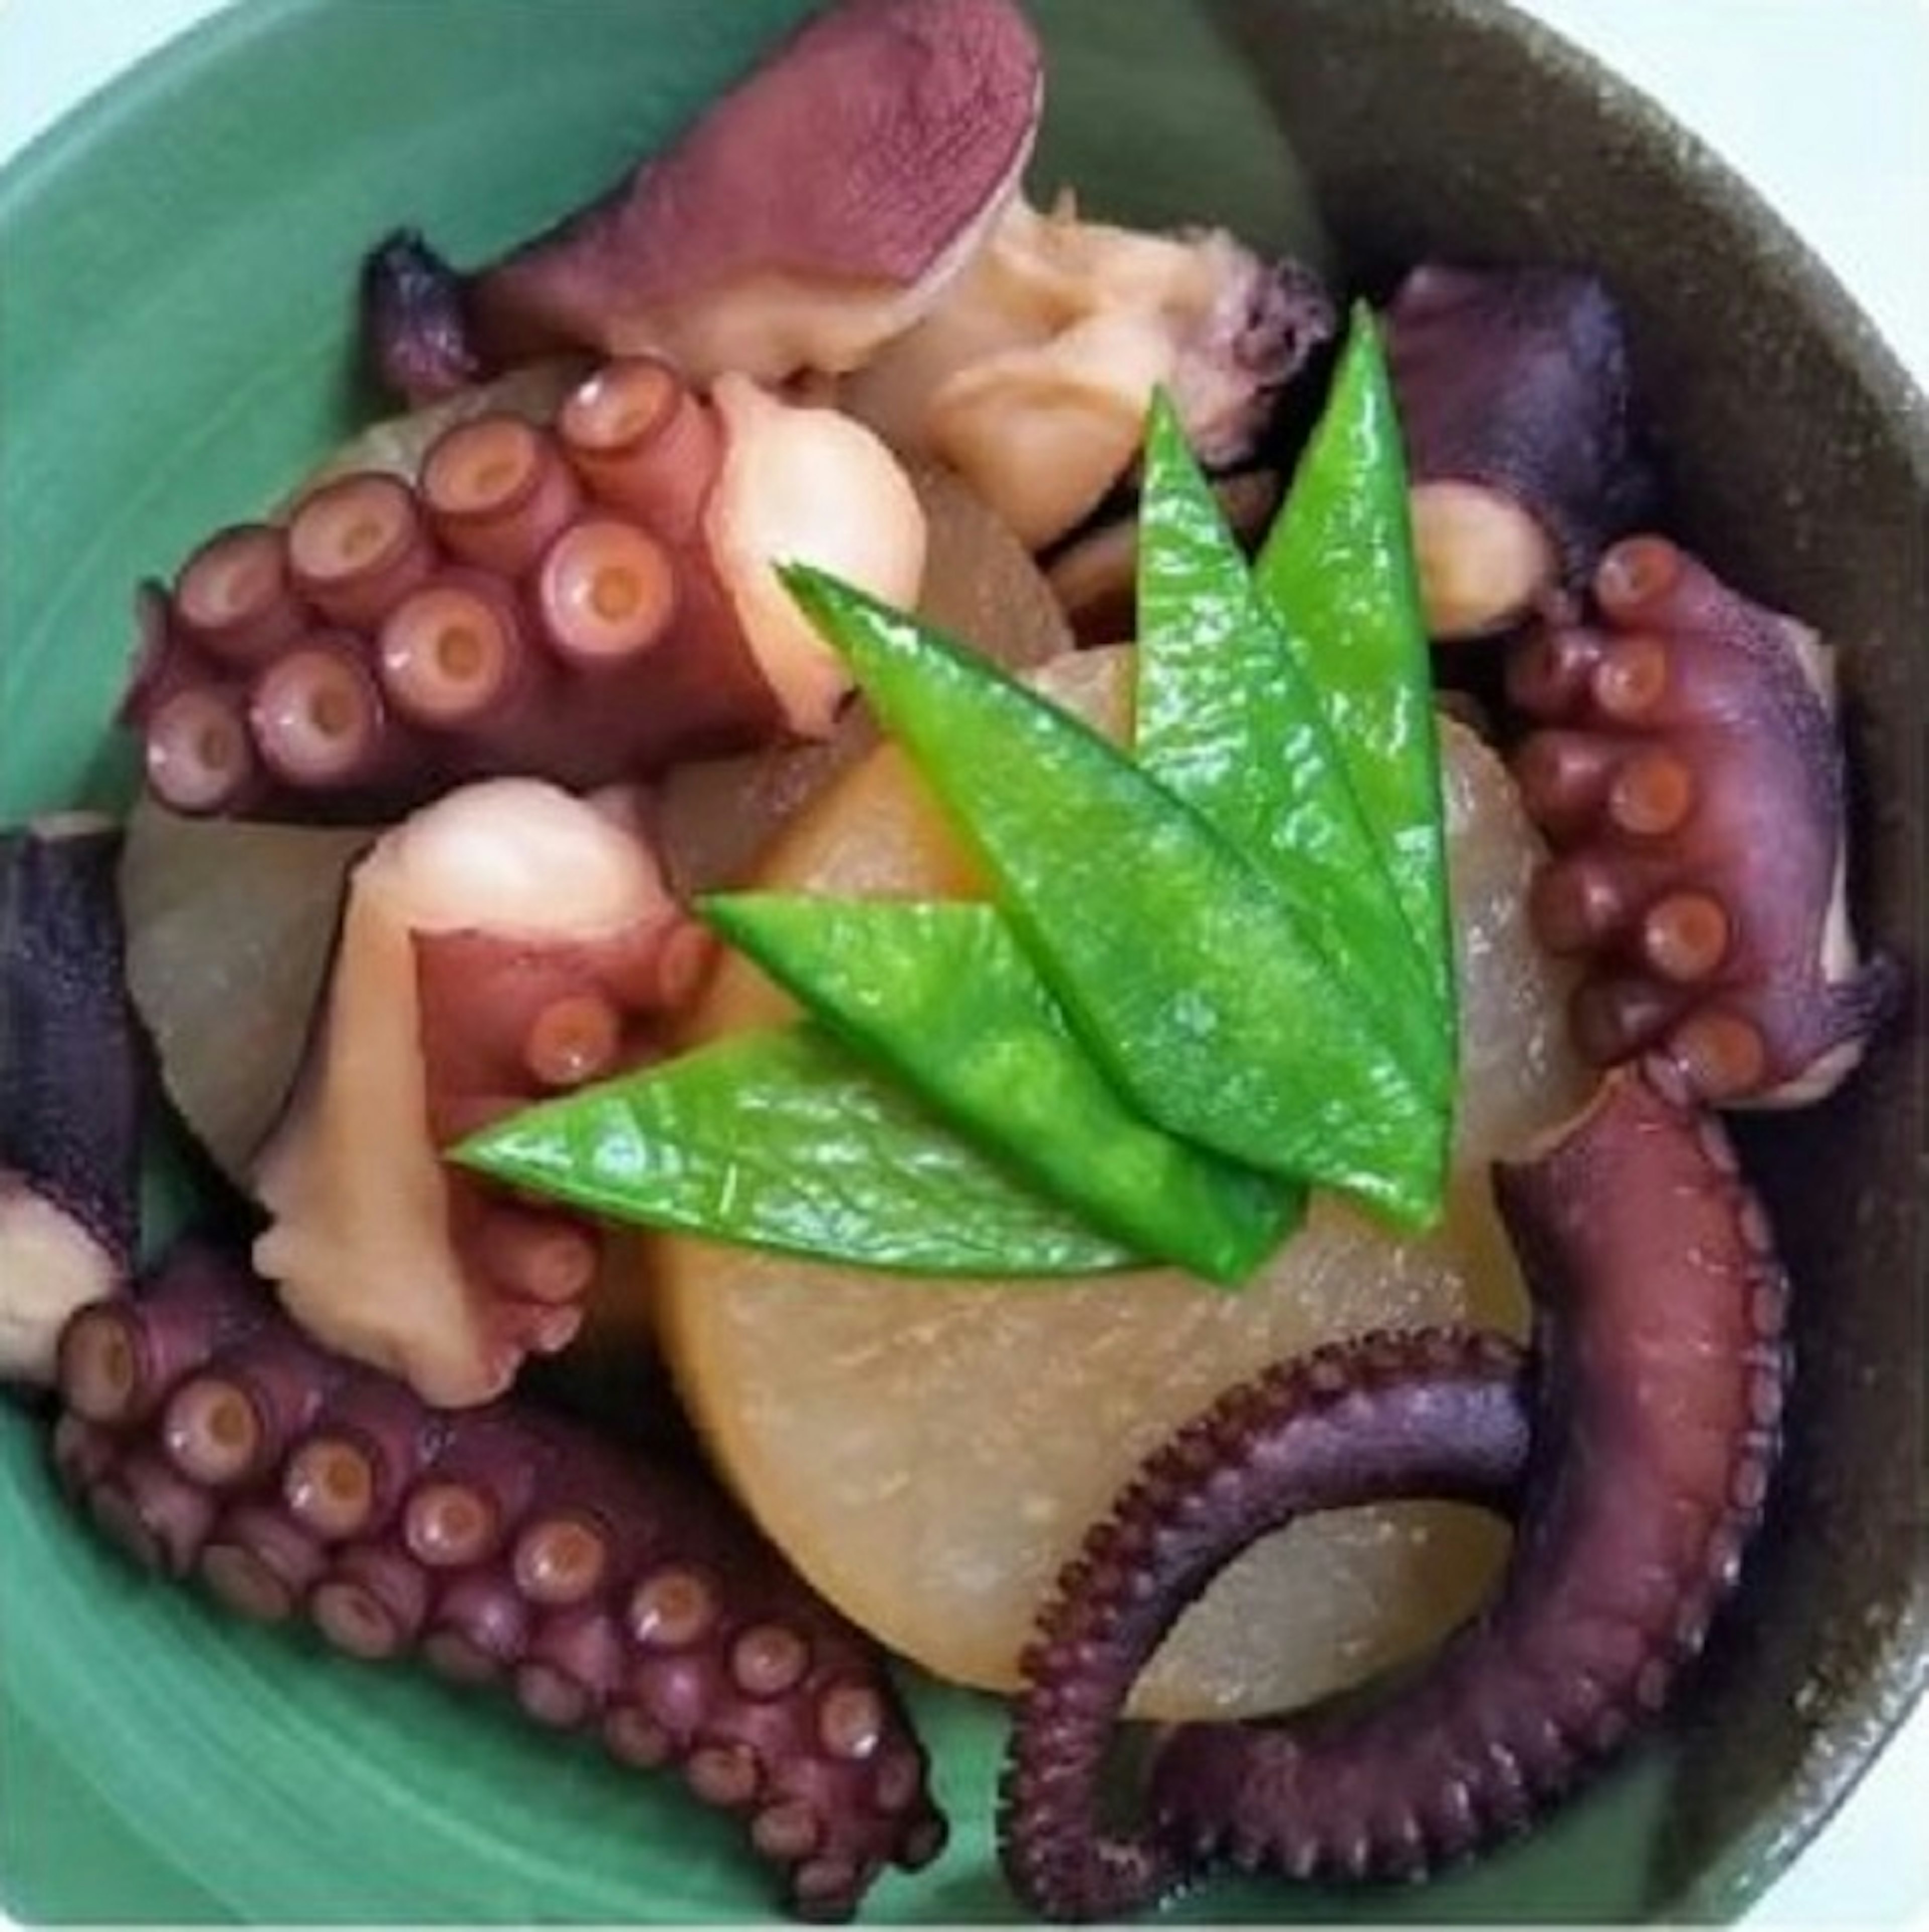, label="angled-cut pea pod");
[1254,309,1456,1044]
[1135,389,1447,1100]
[782,567,1445,1224]
[704,893,1298,1282]
[455,1022,1137,1277]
